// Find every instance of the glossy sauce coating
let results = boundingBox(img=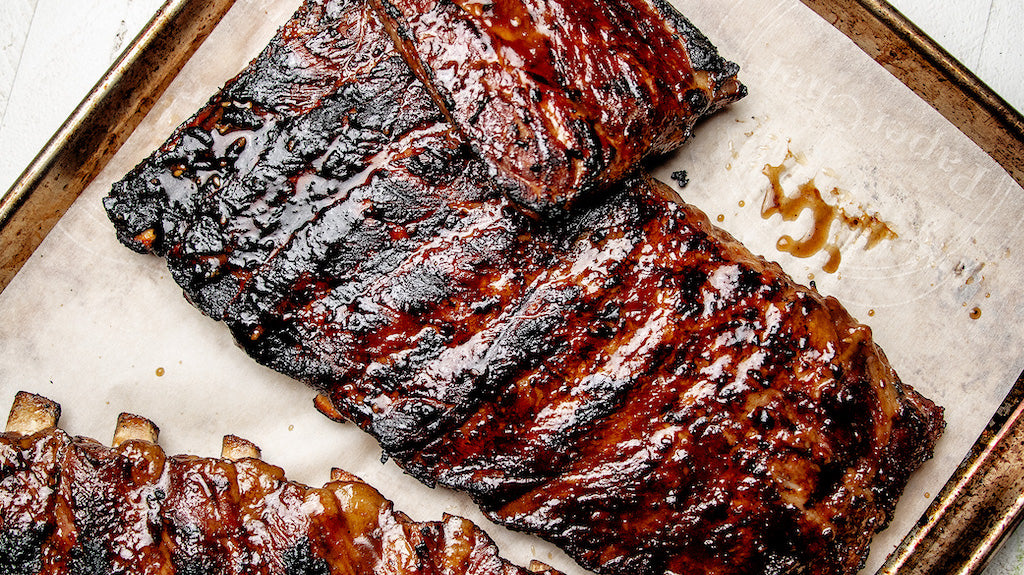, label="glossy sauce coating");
[0,421,558,575]
[374,0,745,215]
[391,179,942,575]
